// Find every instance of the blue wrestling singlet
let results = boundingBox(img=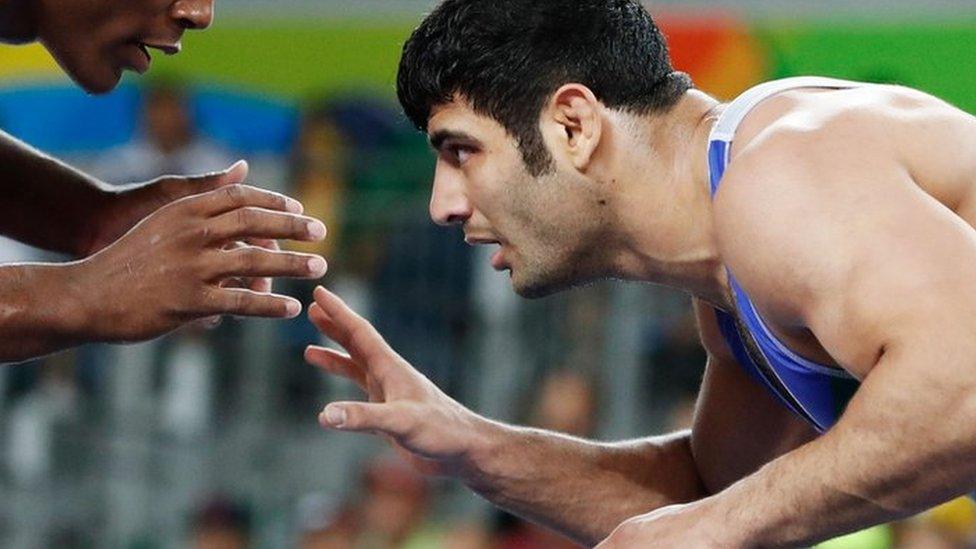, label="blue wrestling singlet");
[707,77,863,433]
